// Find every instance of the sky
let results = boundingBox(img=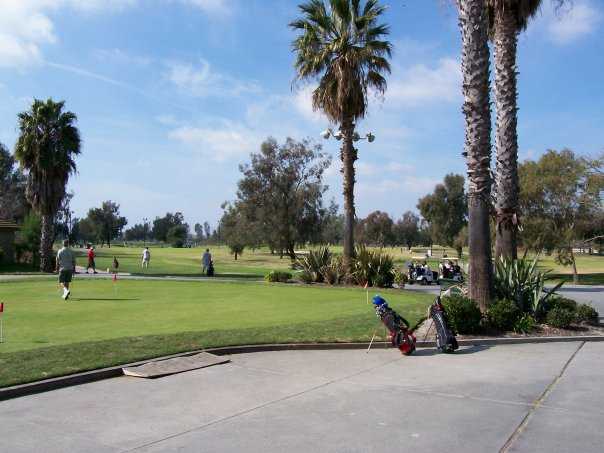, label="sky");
[0,0,602,230]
